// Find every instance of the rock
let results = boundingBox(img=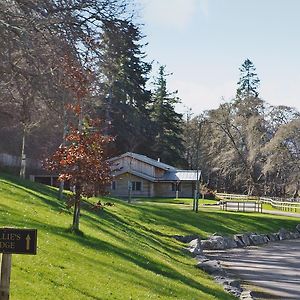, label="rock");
[173,234,199,243]
[293,230,300,239]
[196,259,224,275]
[240,290,255,300]
[202,235,238,250]
[289,231,299,239]
[249,234,267,245]
[278,228,291,240]
[201,235,226,250]
[185,238,203,256]
[240,233,252,246]
[267,232,279,242]
[223,236,238,249]
[296,224,300,233]
[234,234,246,247]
